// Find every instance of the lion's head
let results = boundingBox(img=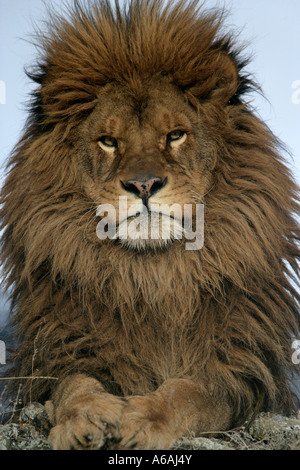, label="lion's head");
[1,0,299,421]
[79,77,212,251]
[23,0,245,255]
